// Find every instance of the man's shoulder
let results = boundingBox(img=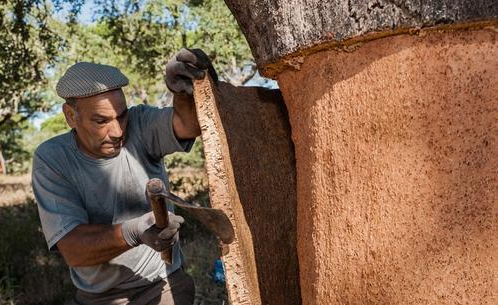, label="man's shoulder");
[126,104,164,134]
[35,131,72,155]
[33,131,74,167]
[126,104,145,126]
[128,104,159,119]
